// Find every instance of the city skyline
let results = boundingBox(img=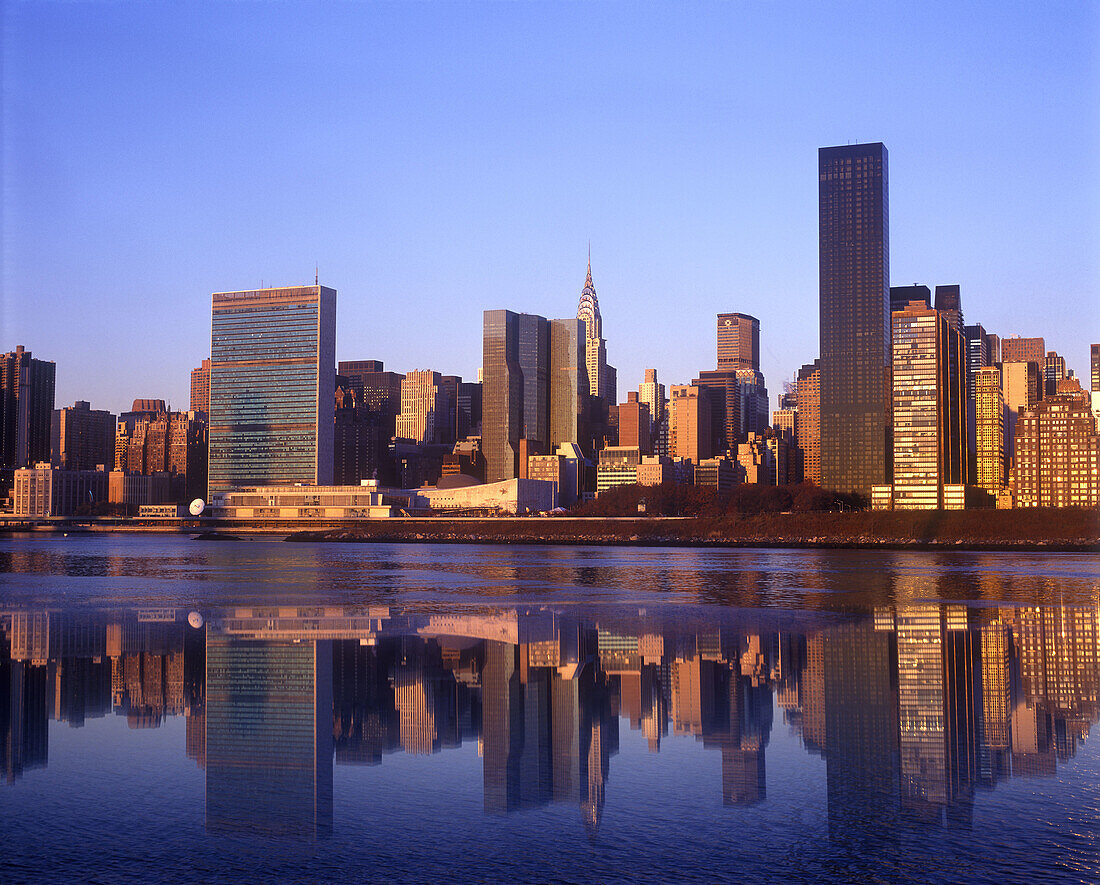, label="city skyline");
[4,3,1097,416]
